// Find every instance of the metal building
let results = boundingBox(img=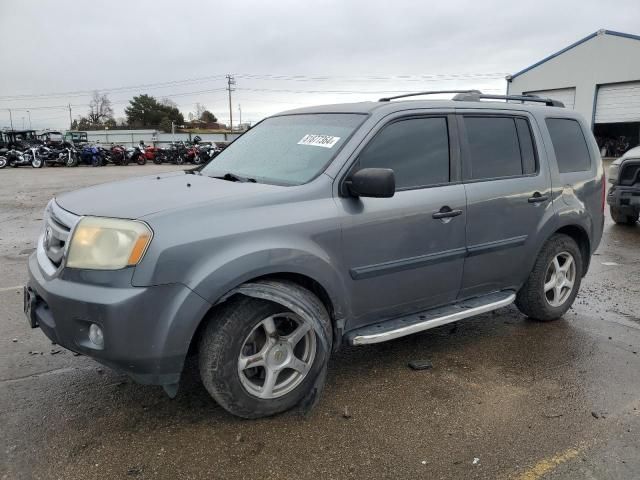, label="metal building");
[507,29,640,154]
